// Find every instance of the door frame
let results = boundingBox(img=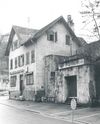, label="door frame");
[65,75,77,98]
[19,74,24,95]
